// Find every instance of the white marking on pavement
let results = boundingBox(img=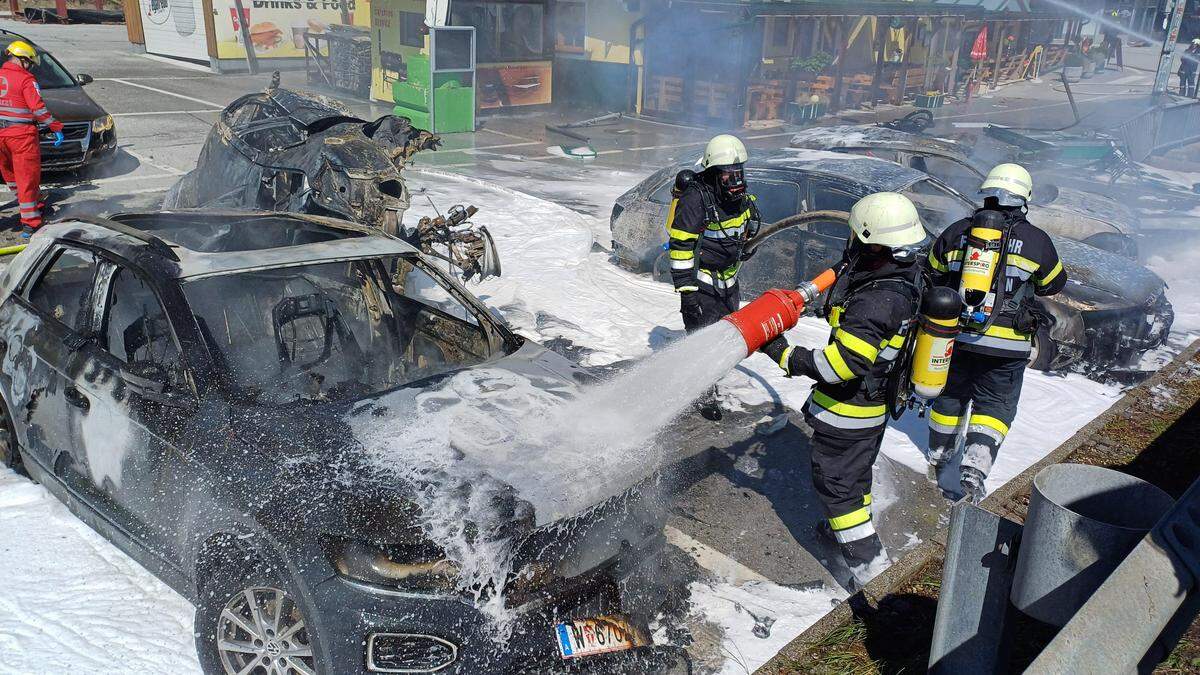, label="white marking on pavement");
[450,141,543,154]
[112,110,221,117]
[1110,74,1148,85]
[121,148,185,176]
[665,525,770,584]
[136,53,214,73]
[106,78,225,109]
[57,172,179,187]
[479,128,537,142]
[952,122,992,128]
